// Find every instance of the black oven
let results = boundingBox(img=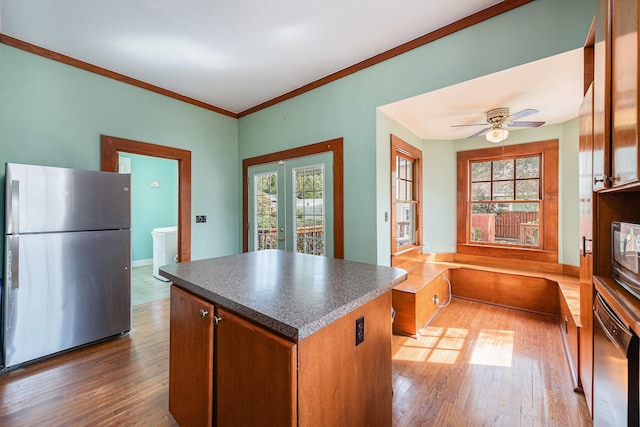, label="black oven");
[593,293,639,426]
